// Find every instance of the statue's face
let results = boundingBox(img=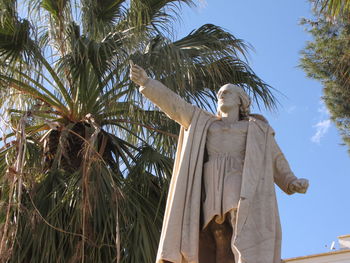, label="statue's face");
[217,84,241,113]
